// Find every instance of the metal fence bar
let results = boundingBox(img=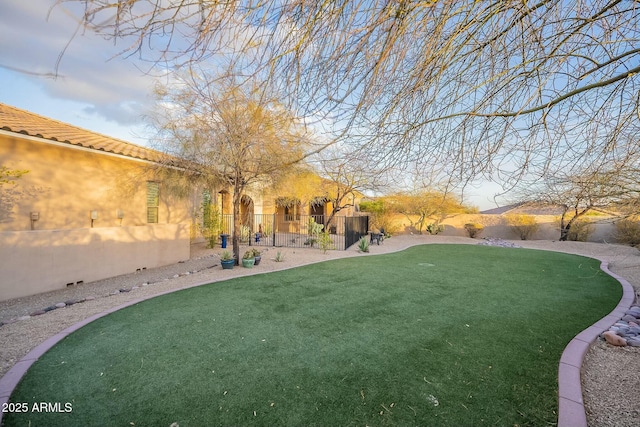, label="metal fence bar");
[345,215,369,249]
[218,214,367,250]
